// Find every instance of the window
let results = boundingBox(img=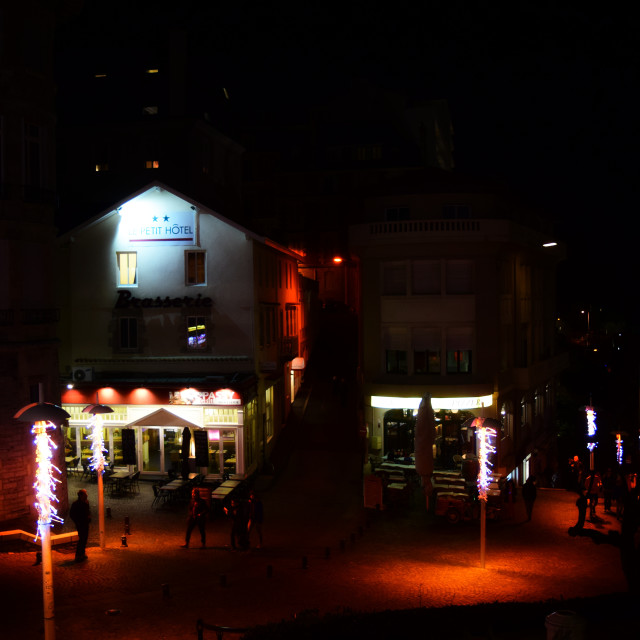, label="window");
[382,262,406,295]
[117,252,137,286]
[95,163,109,172]
[185,251,206,285]
[446,327,473,374]
[446,260,473,294]
[384,327,408,374]
[187,316,207,349]
[385,207,410,221]
[443,205,470,219]
[145,160,159,169]
[412,260,441,294]
[413,328,441,374]
[119,317,138,350]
